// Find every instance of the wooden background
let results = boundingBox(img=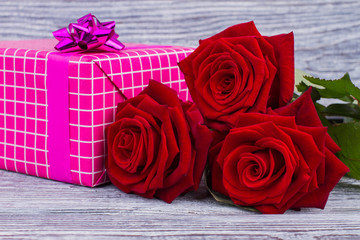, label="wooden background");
[1,0,360,83]
[1,0,360,238]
